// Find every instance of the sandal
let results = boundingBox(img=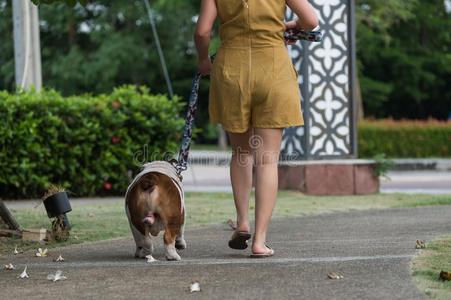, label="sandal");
[250,245,274,258]
[228,231,252,250]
